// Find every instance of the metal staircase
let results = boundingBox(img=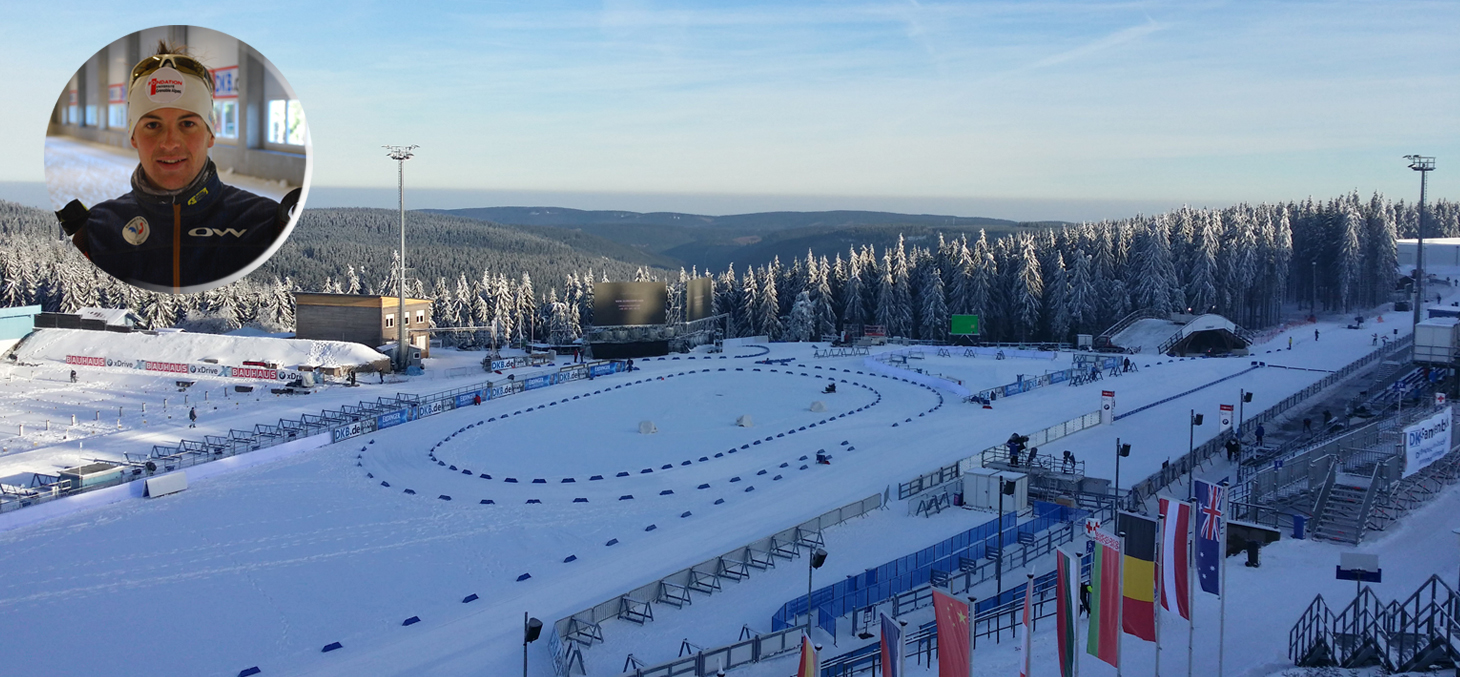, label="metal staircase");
[1310,472,1372,544]
[1290,575,1460,672]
